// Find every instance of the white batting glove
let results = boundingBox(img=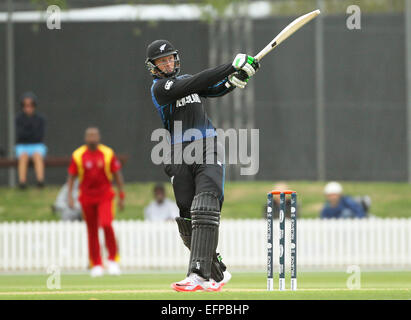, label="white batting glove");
[232,53,259,77]
[227,73,248,89]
